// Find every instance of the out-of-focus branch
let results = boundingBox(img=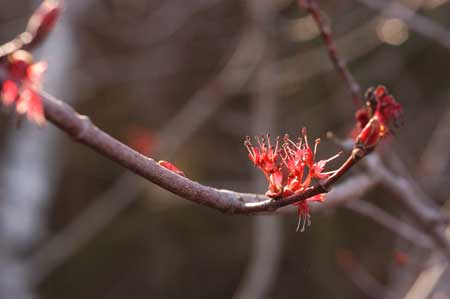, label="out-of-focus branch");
[363,155,450,256]
[417,99,450,181]
[358,0,450,50]
[312,174,376,210]
[404,200,450,299]
[298,0,362,106]
[288,173,434,248]
[404,255,449,299]
[337,250,400,299]
[345,200,433,249]
[28,174,138,286]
